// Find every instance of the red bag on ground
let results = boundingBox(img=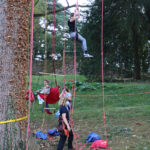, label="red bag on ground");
[38,86,59,104]
[90,140,108,149]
